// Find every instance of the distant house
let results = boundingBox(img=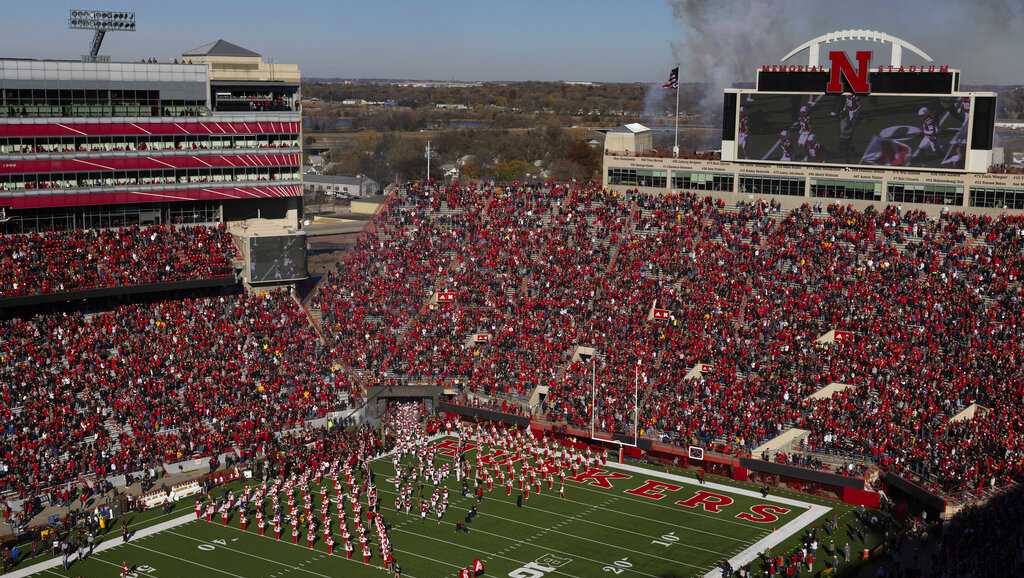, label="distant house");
[304,174,380,197]
[601,123,652,155]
